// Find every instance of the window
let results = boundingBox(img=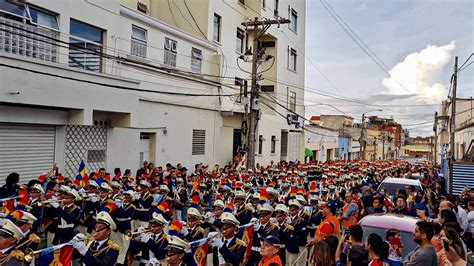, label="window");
[280,130,288,156]
[288,47,297,71]
[274,0,279,16]
[28,6,59,31]
[260,85,274,92]
[191,47,203,73]
[271,136,276,154]
[213,13,221,42]
[137,2,149,14]
[69,19,103,72]
[131,25,147,58]
[290,8,297,32]
[140,132,152,140]
[258,135,264,155]
[262,0,266,8]
[192,130,206,155]
[236,28,244,53]
[164,37,177,67]
[289,91,296,112]
[0,0,29,20]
